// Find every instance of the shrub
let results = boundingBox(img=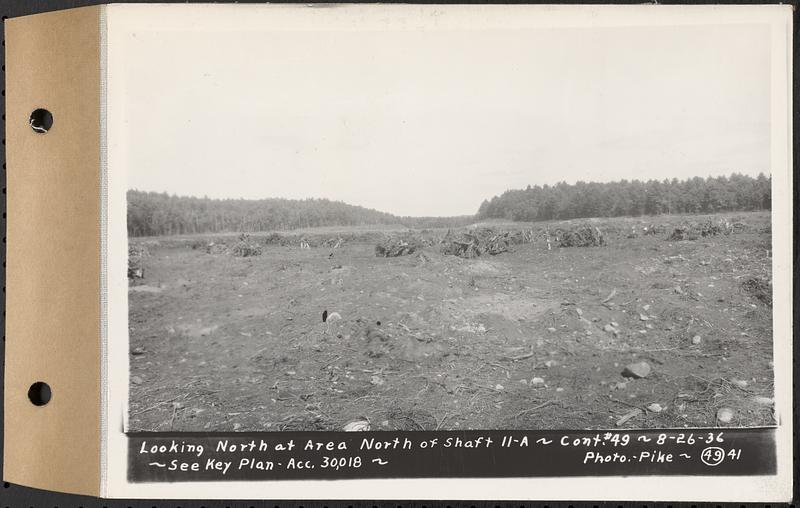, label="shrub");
[375,235,421,257]
[557,225,605,247]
